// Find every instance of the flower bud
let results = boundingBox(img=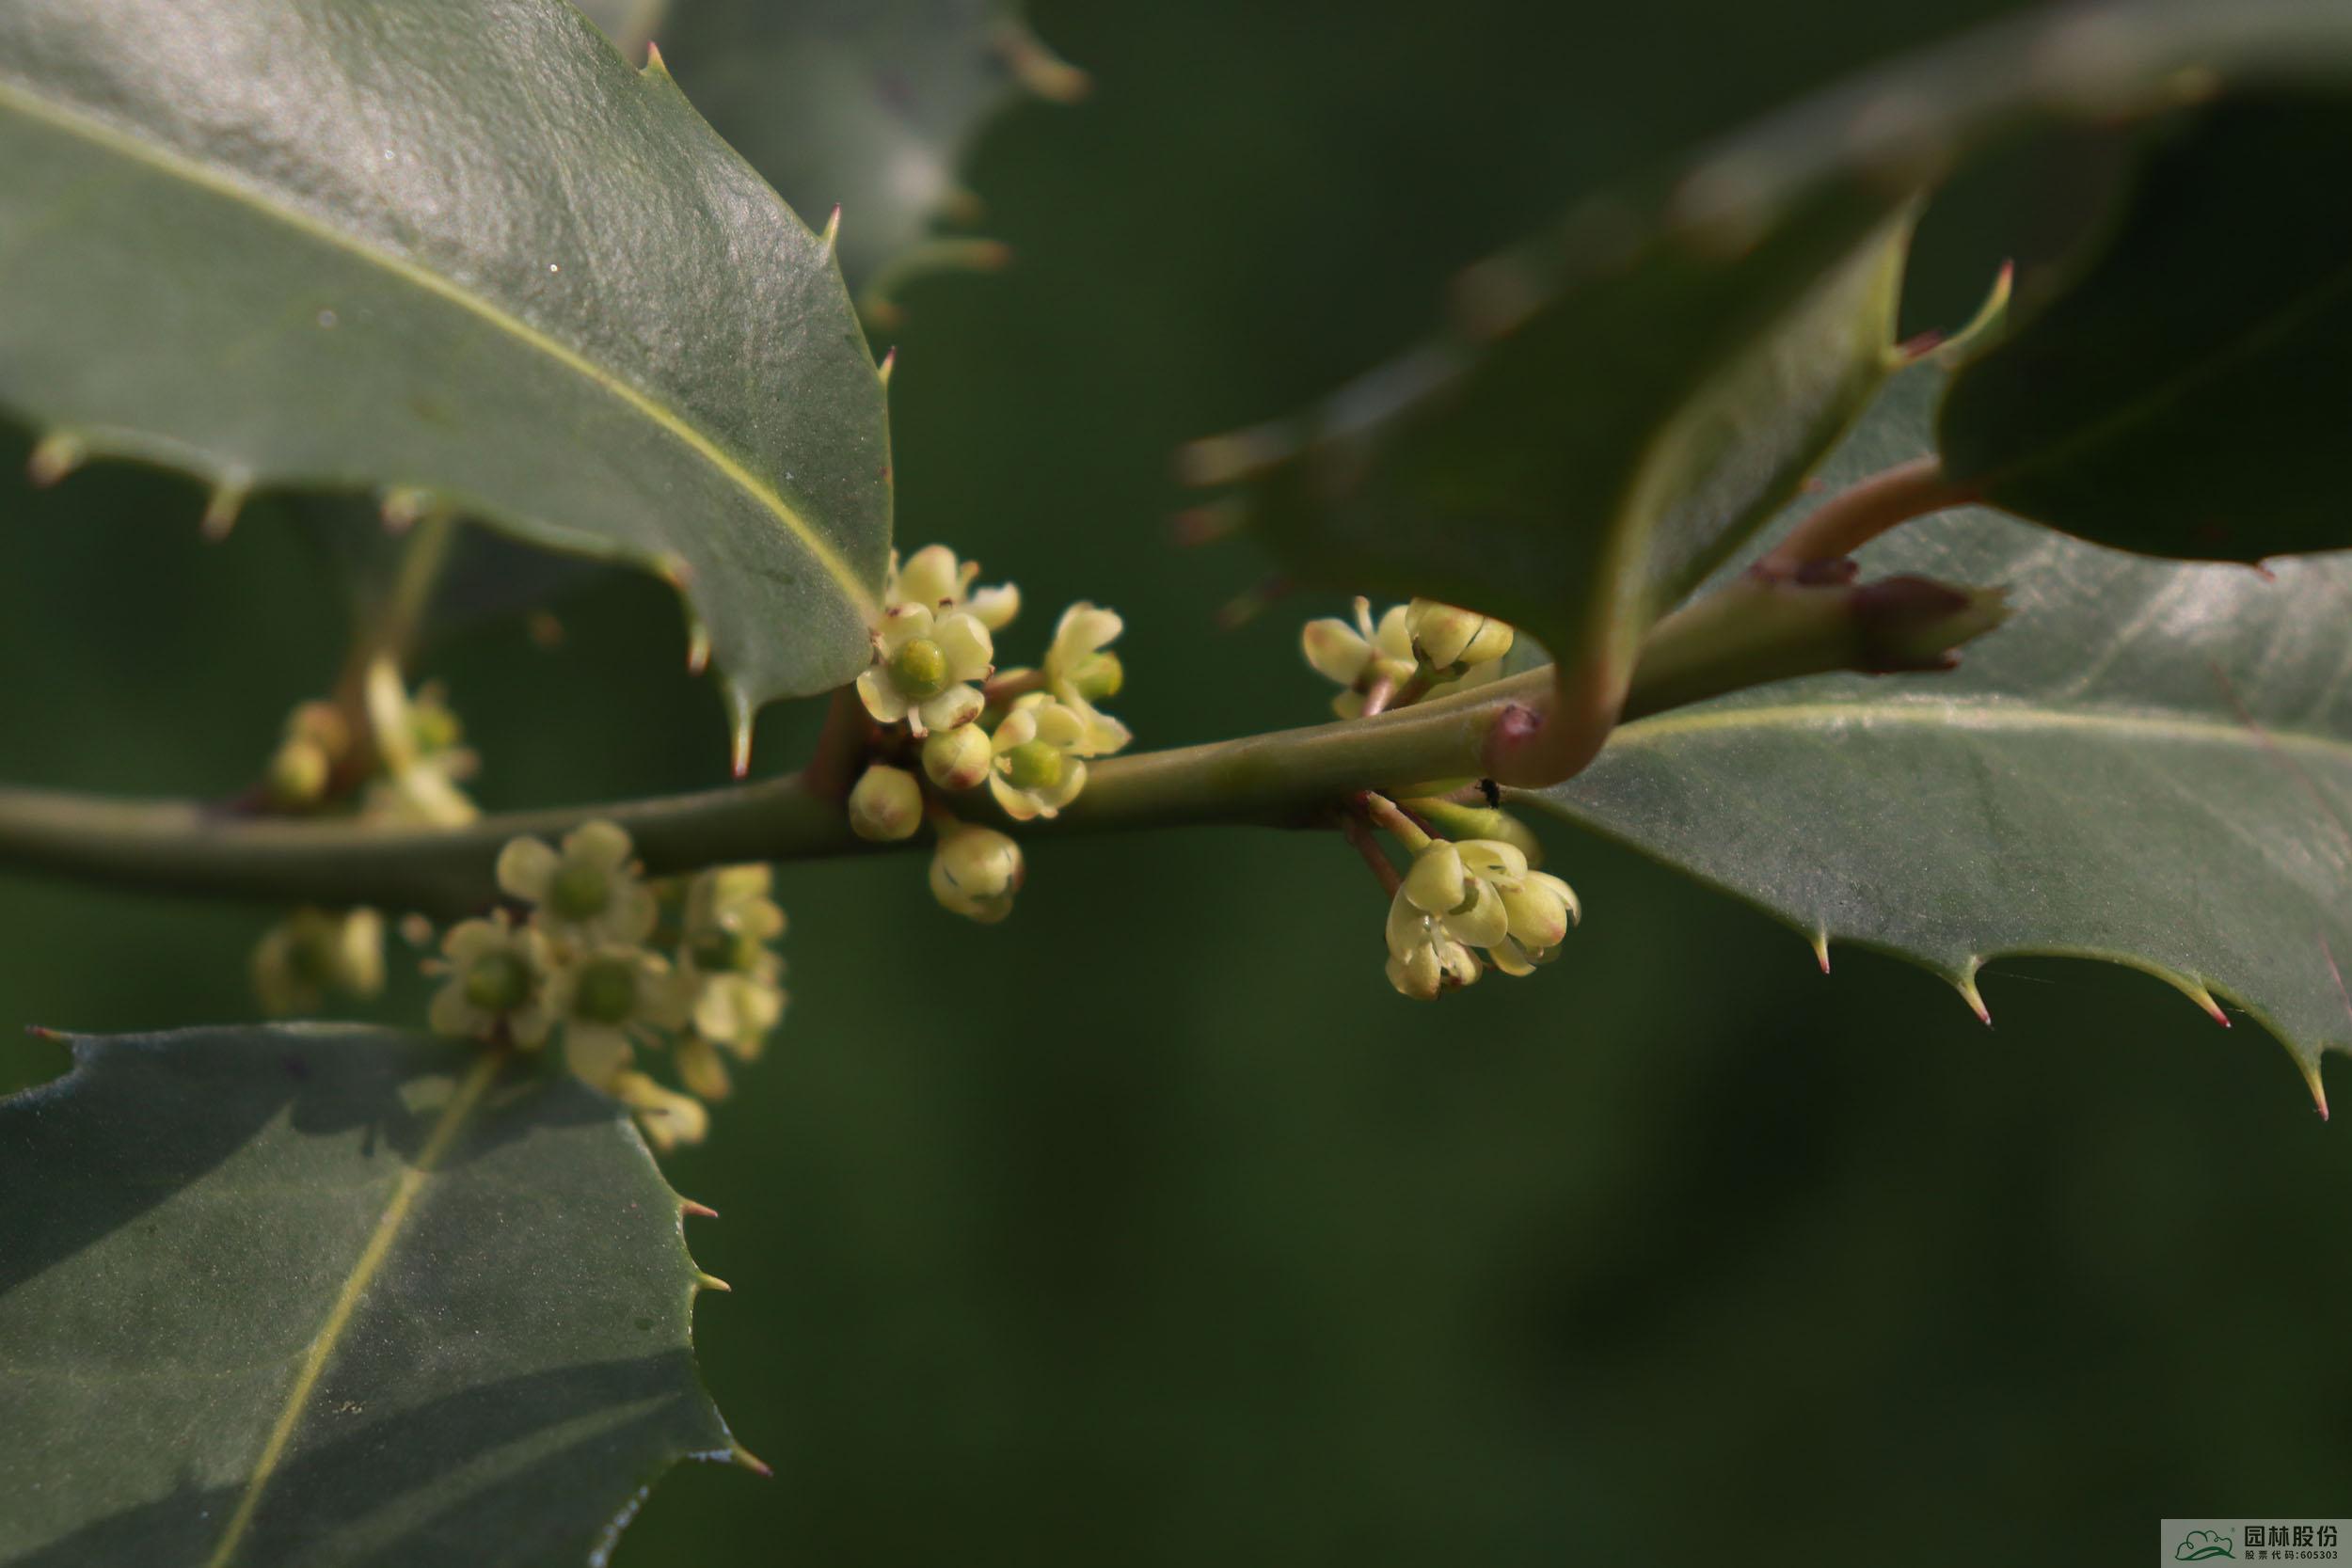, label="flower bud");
[848,764,924,842]
[1500,870,1579,952]
[922,724,993,791]
[1401,842,1467,917]
[930,824,1024,922]
[265,736,332,809]
[1406,599,1512,670]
